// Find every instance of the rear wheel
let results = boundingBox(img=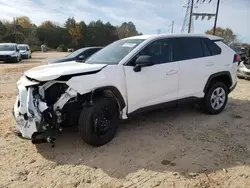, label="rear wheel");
[202,82,228,114]
[78,97,119,146]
